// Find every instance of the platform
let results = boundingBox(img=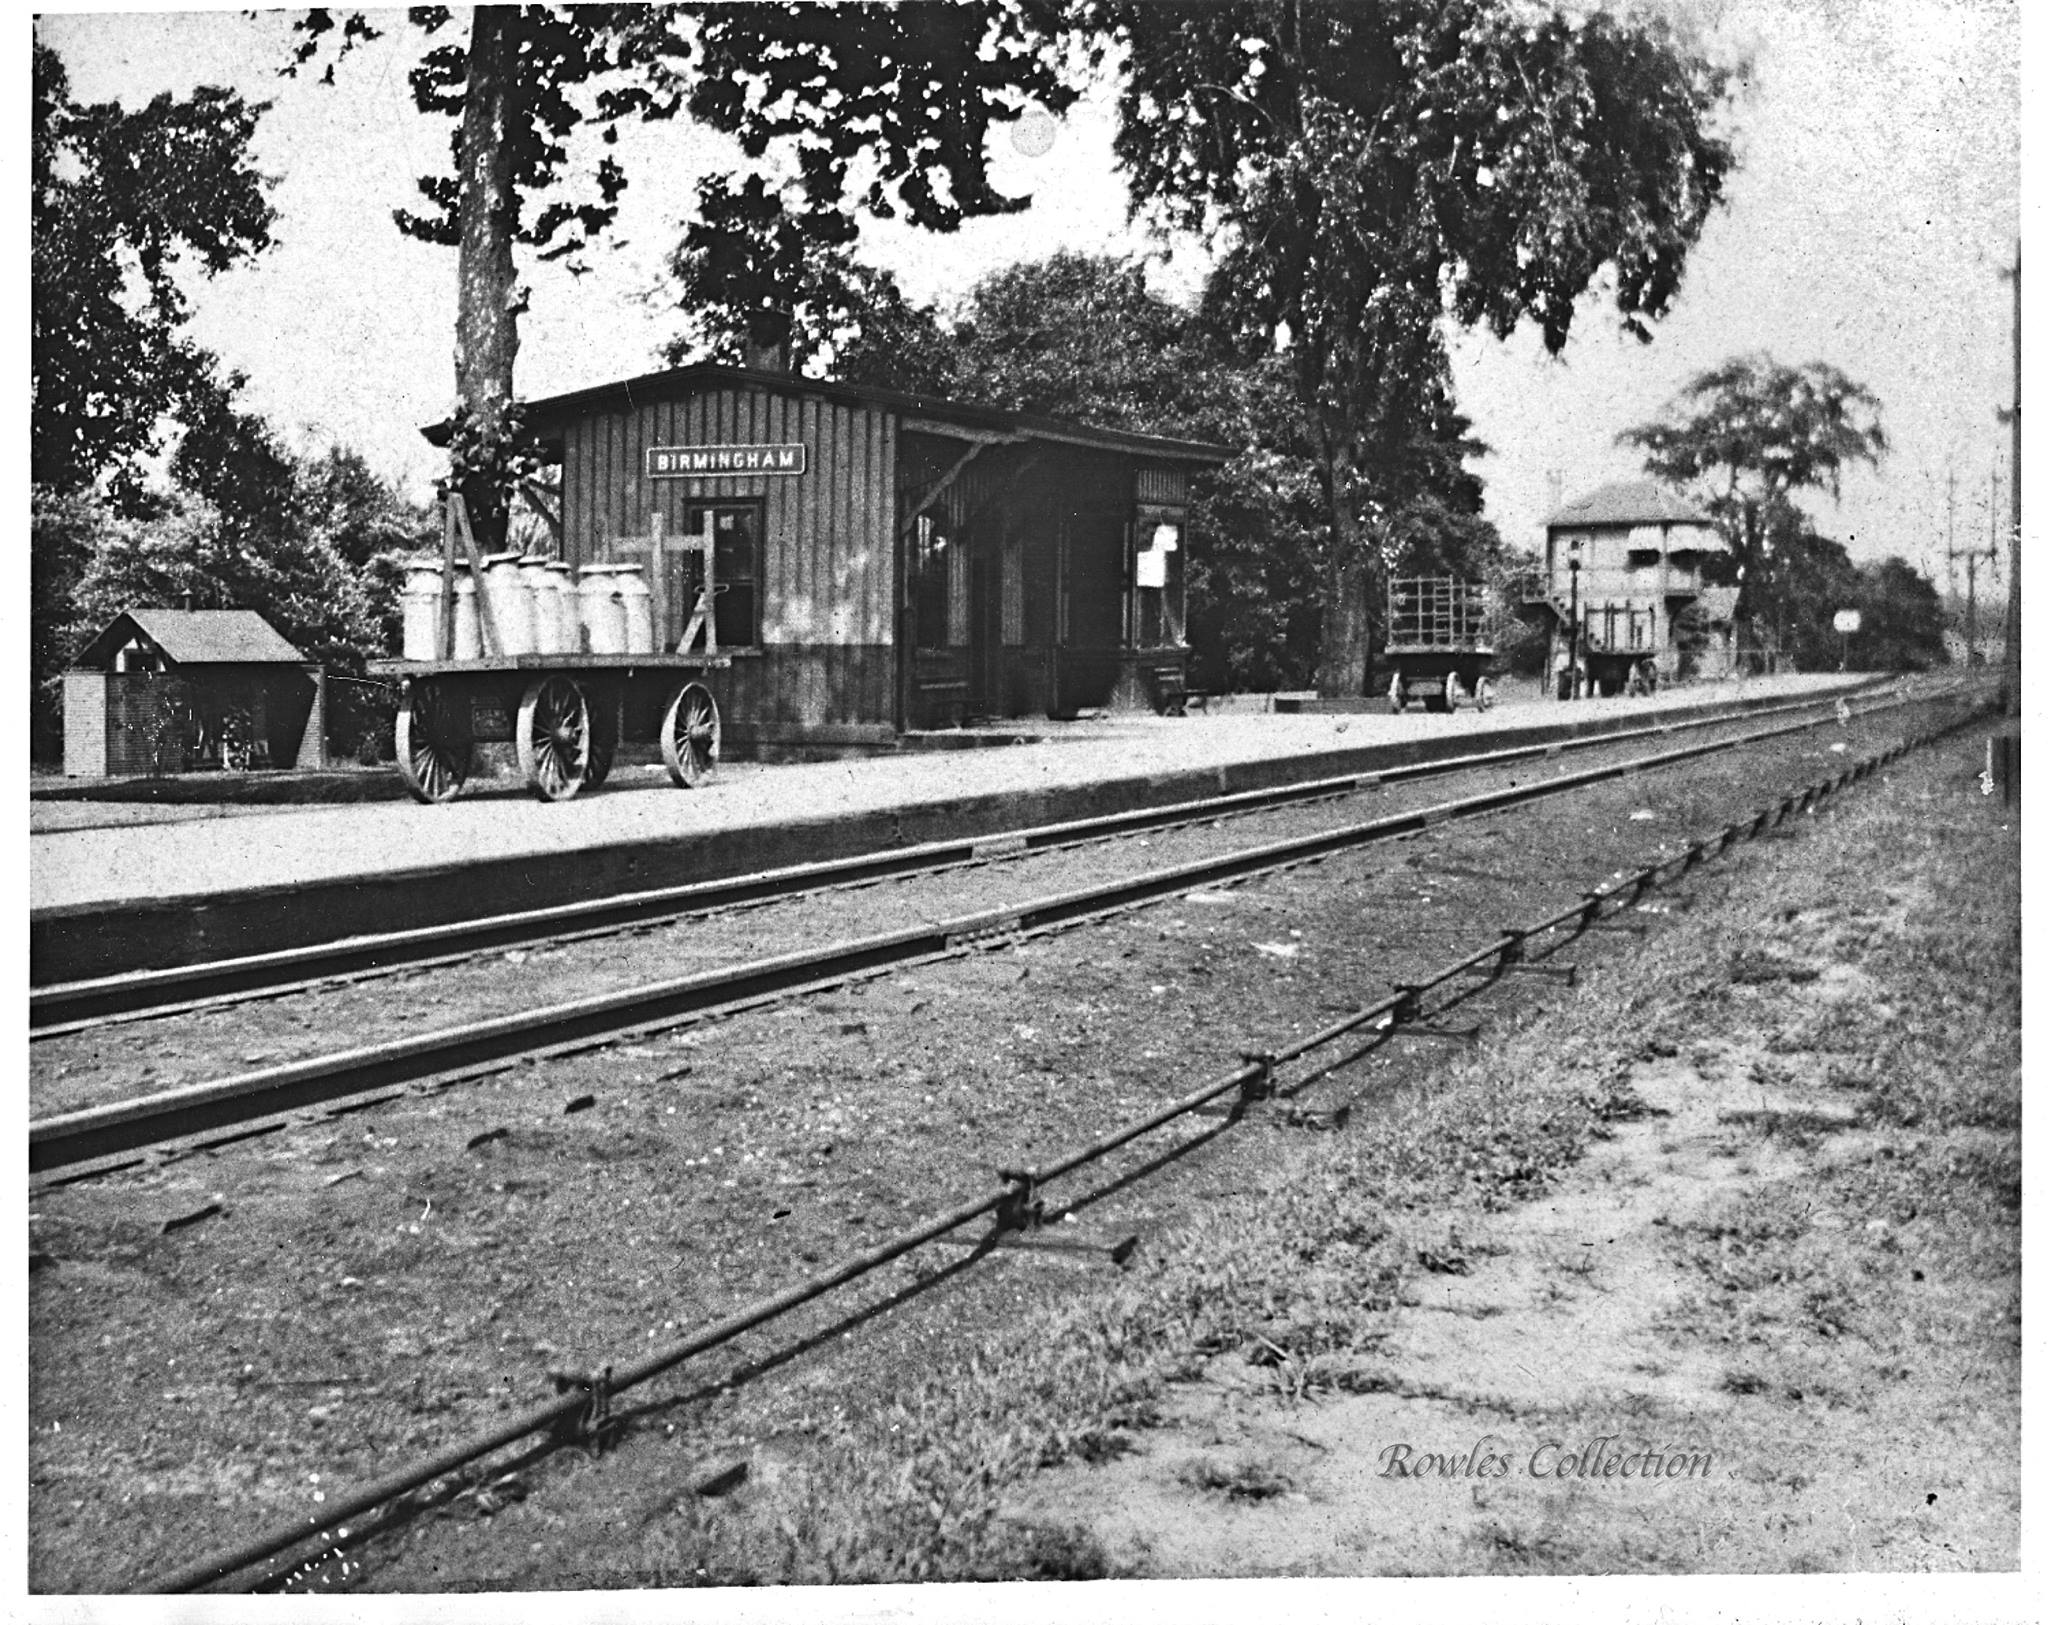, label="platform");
[30,674,1872,982]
